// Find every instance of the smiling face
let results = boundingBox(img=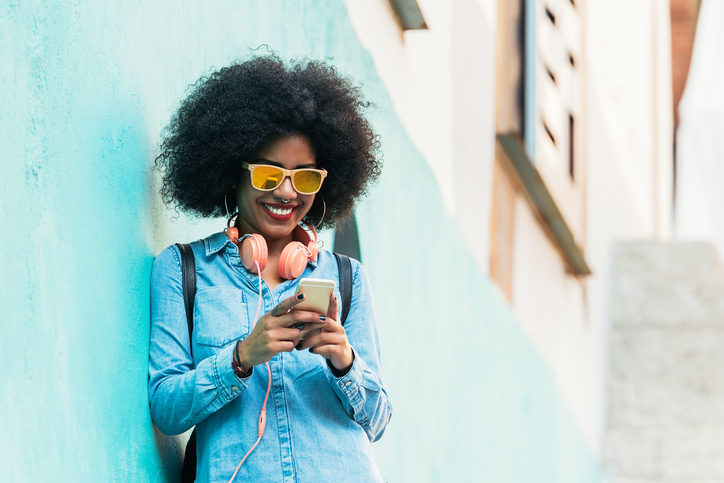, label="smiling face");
[234,132,317,243]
